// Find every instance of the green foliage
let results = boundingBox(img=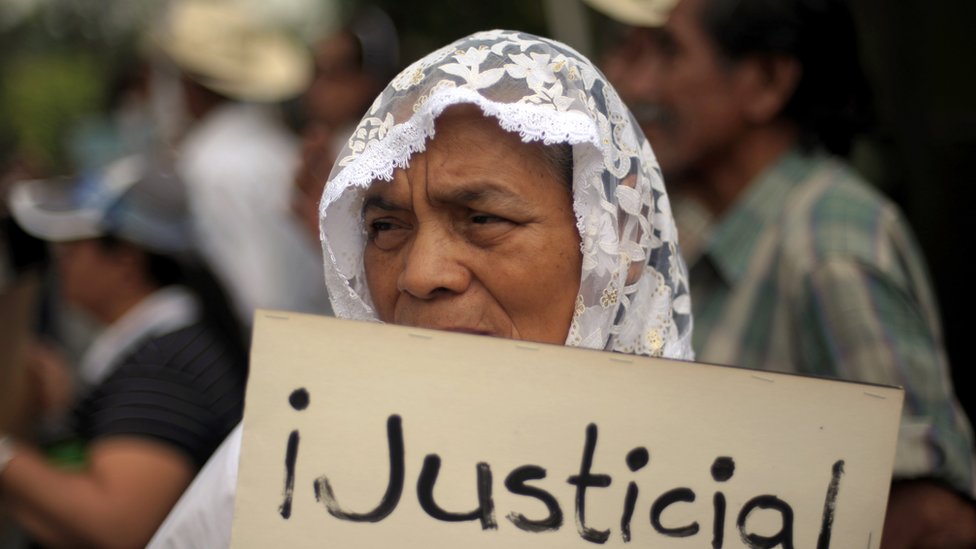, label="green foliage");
[0,53,106,172]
